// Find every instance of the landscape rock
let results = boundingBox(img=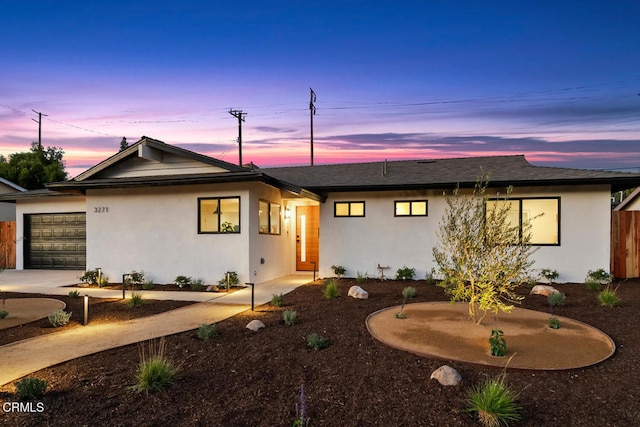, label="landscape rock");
[430,365,462,386]
[348,285,369,299]
[530,285,560,297]
[245,320,265,332]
